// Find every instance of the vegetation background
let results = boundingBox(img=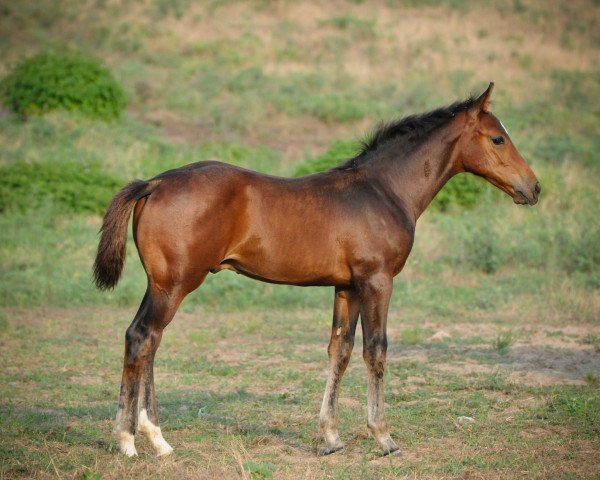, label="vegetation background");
[0,0,598,478]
